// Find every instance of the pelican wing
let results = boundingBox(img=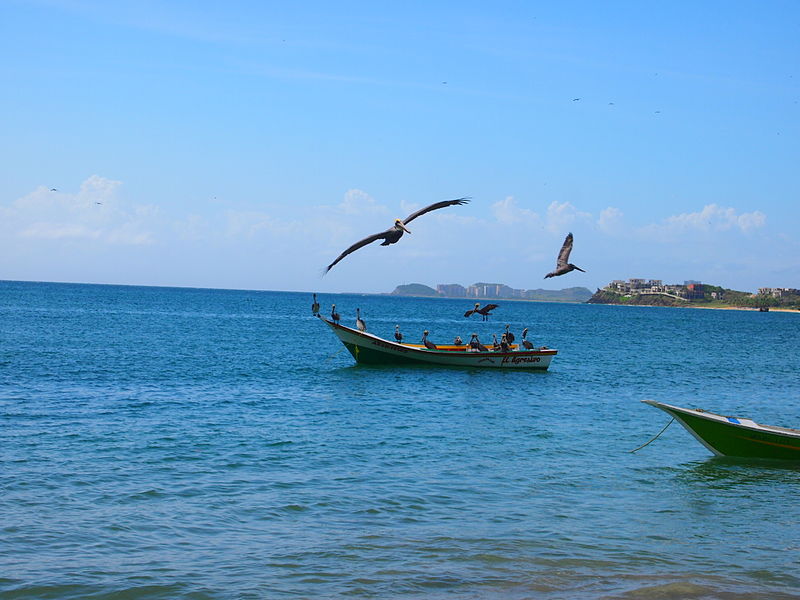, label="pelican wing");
[325,228,391,273]
[482,303,499,312]
[464,308,475,317]
[402,197,470,225]
[555,232,574,268]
